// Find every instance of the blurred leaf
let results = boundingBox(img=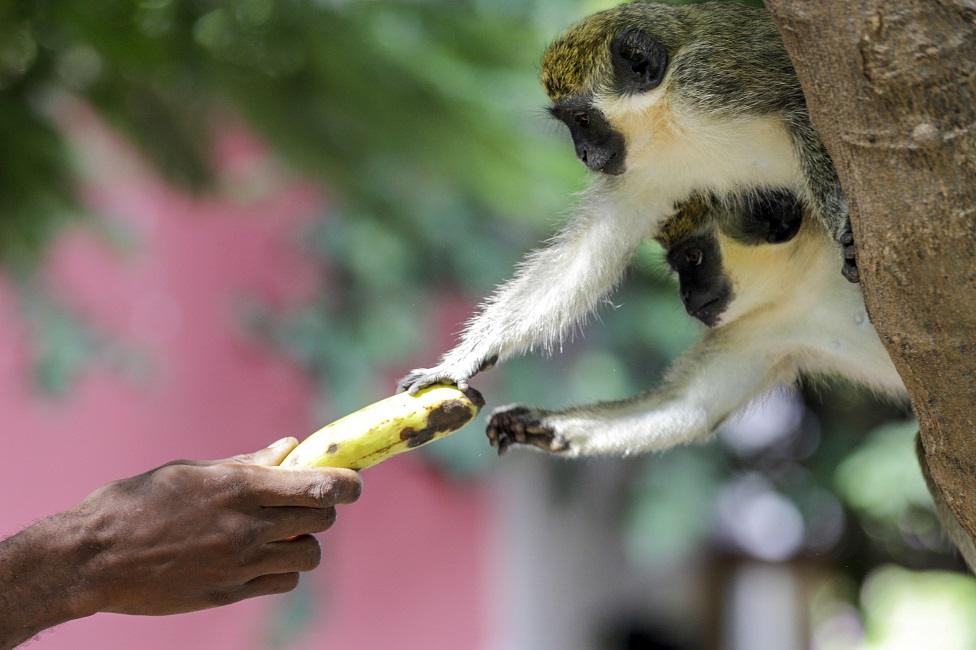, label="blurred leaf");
[834,420,930,523]
[859,566,976,650]
[624,447,723,564]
